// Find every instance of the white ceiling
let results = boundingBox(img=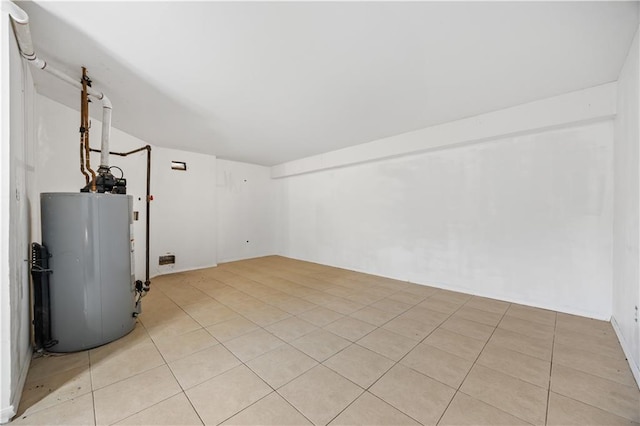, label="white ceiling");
[16,1,640,166]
